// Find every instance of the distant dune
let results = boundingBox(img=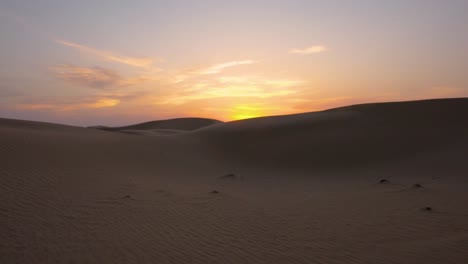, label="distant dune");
[90,117,222,134]
[1,98,468,263]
